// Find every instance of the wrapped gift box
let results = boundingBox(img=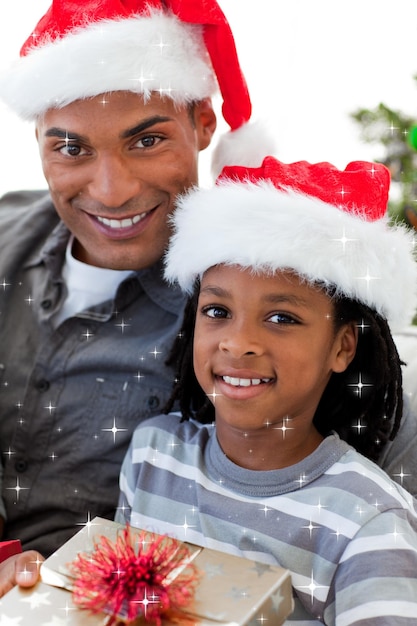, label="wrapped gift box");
[0,517,293,625]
